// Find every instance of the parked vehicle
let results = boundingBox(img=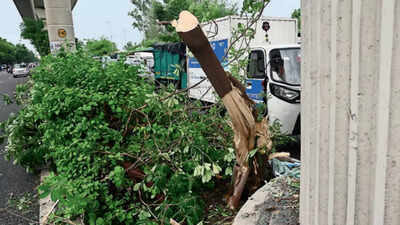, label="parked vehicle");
[12,63,29,77]
[152,42,187,89]
[187,16,300,135]
[251,45,301,135]
[125,51,154,78]
[109,53,120,62]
